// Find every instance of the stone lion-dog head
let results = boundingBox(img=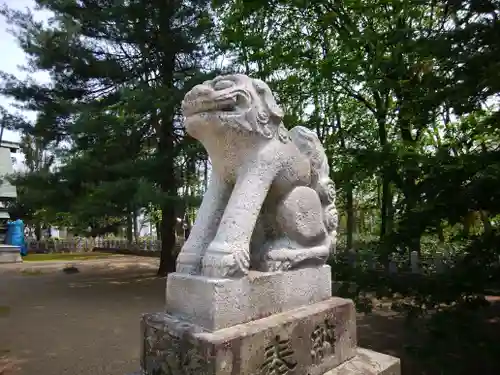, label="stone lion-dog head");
[182,74,290,143]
